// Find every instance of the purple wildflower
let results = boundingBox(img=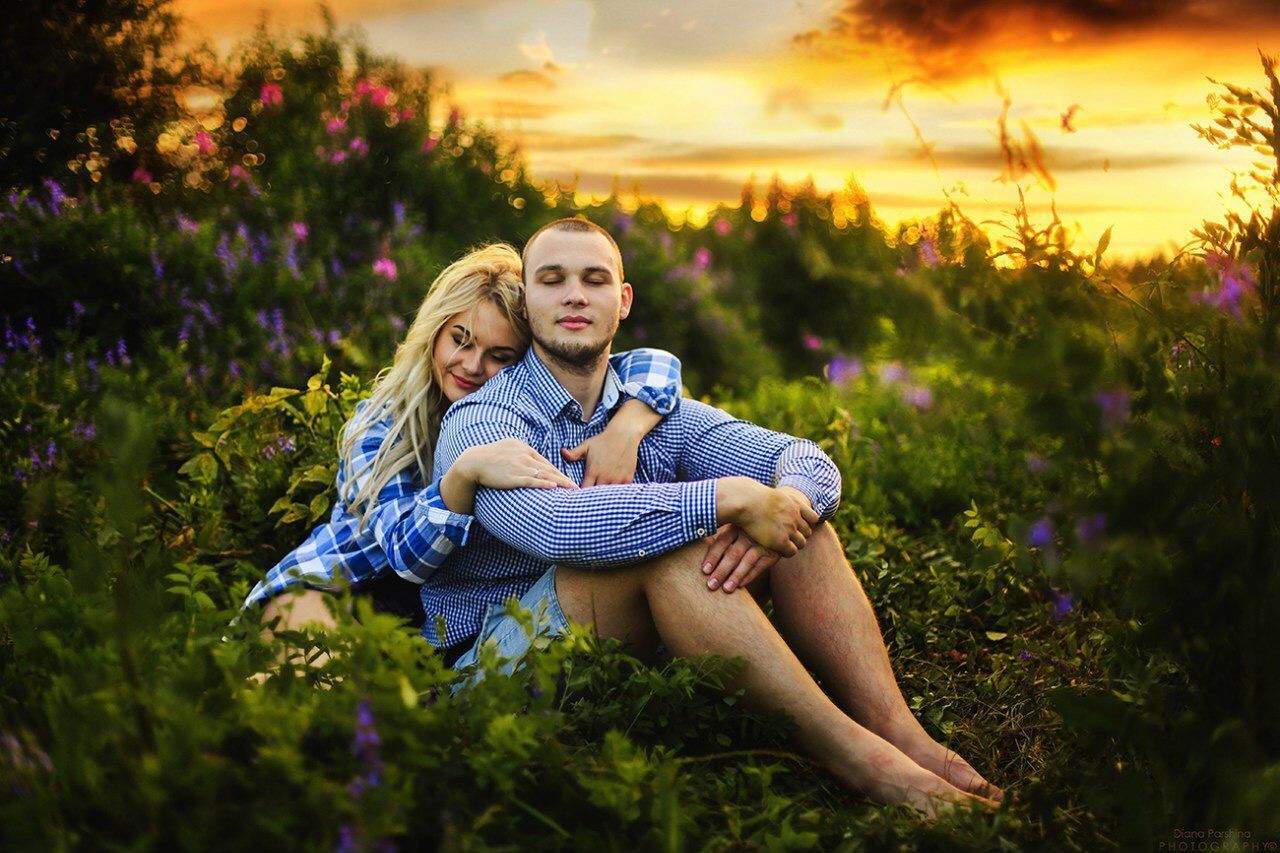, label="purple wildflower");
[919,235,940,267]
[825,355,863,385]
[43,180,68,215]
[176,213,199,235]
[900,385,933,411]
[613,212,632,235]
[1027,517,1054,549]
[1025,453,1048,474]
[877,362,909,384]
[1074,513,1107,543]
[216,233,238,276]
[1094,388,1131,430]
[290,221,309,241]
[1196,252,1257,318]
[151,250,164,281]
[1019,651,1031,661]
[392,202,406,225]
[1049,588,1074,620]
